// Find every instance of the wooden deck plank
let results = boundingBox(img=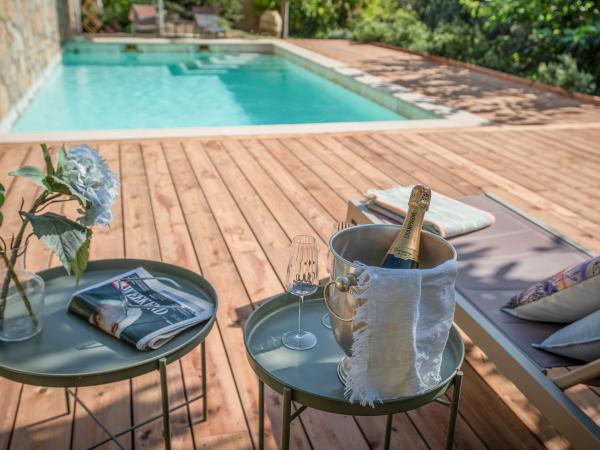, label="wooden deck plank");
[192,140,366,450]
[335,135,416,188]
[467,131,597,192]
[361,134,478,196]
[498,131,600,183]
[429,132,600,225]
[243,138,336,242]
[221,139,319,241]
[460,334,570,450]
[70,142,132,450]
[203,140,290,282]
[291,39,600,126]
[395,133,600,250]
[297,136,376,194]
[316,135,396,189]
[120,142,196,449]
[279,138,362,202]
[186,141,372,450]
[173,140,310,450]
[144,141,253,449]
[261,138,348,225]
[455,362,546,449]
[162,141,256,448]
